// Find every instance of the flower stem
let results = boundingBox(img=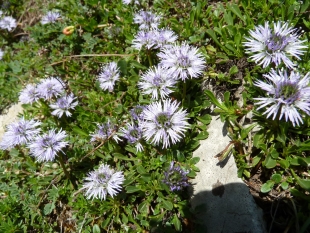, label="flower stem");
[58,155,77,189]
[147,50,153,67]
[182,81,187,106]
